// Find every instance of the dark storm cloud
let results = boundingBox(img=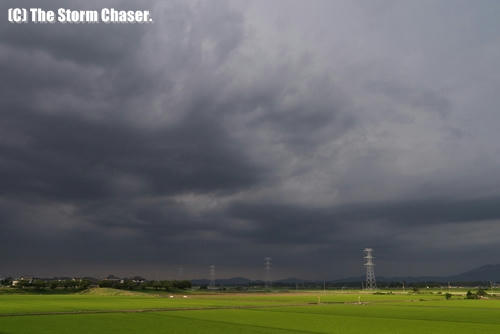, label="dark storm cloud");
[226,196,500,246]
[1,0,500,279]
[0,0,155,65]
[0,22,146,66]
[0,0,259,202]
[0,107,261,201]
